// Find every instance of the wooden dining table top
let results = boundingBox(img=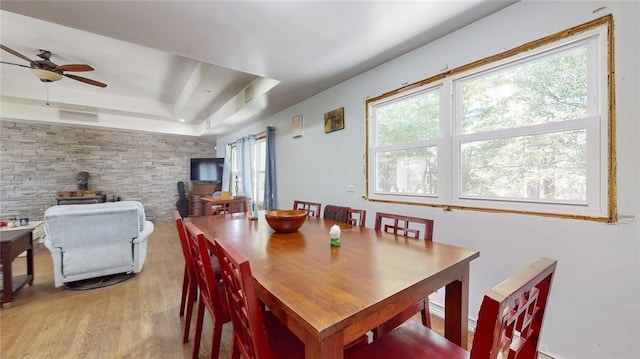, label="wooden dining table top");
[188,211,479,358]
